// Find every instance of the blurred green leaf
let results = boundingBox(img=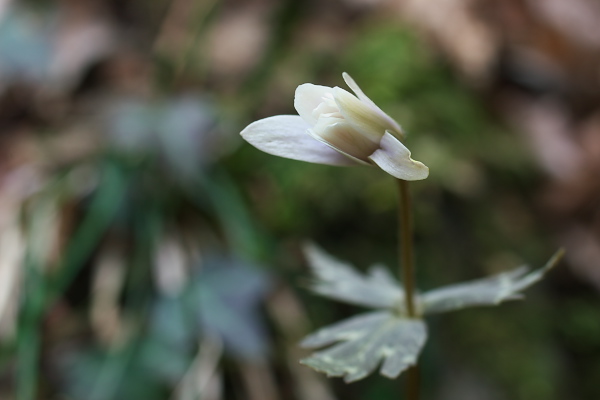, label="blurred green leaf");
[185,256,271,360]
[0,9,52,87]
[49,161,126,303]
[59,345,166,400]
[105,95,231,180]
[197,171,268,259]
